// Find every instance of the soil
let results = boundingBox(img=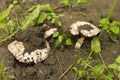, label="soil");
[0,0,120,80]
